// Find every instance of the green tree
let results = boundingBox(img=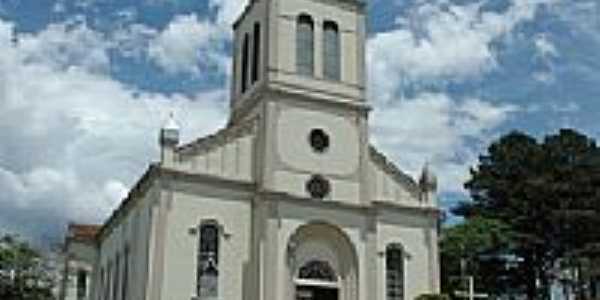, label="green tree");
[0,234,56,300]
[440,217,519,298]
[456,129,600,300]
